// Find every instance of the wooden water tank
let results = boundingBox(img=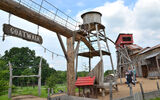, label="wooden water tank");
[81,11,102,24]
